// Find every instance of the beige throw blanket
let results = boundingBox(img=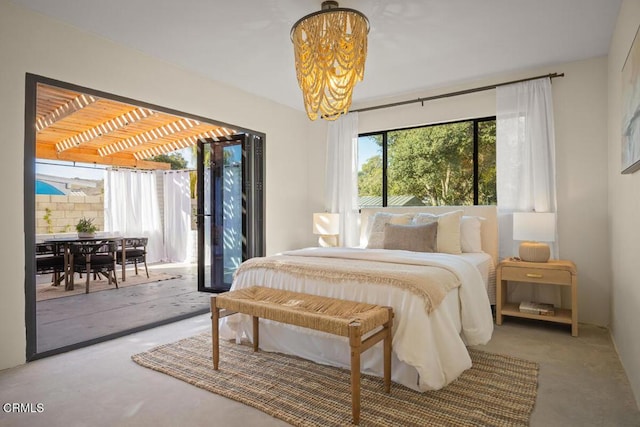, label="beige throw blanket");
[234,254,460,313]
